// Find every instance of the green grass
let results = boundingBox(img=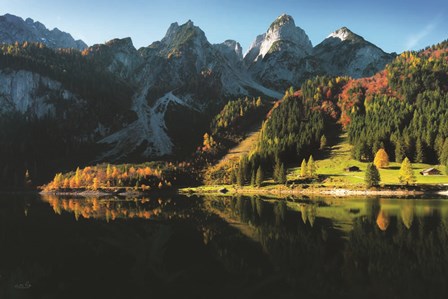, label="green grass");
[197,133,447,194]
[288,134,448,187]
